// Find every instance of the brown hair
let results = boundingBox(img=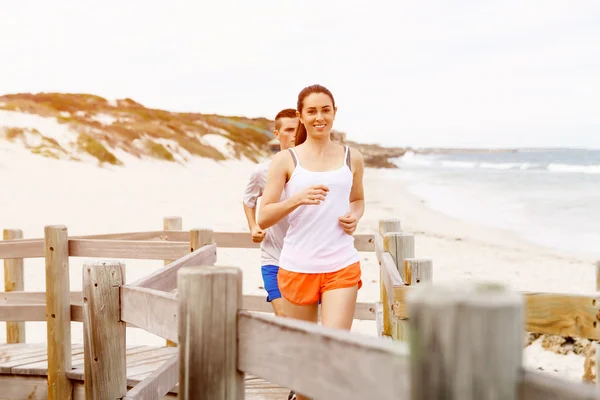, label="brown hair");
[295,84,336,146]
[274,108,297,130]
